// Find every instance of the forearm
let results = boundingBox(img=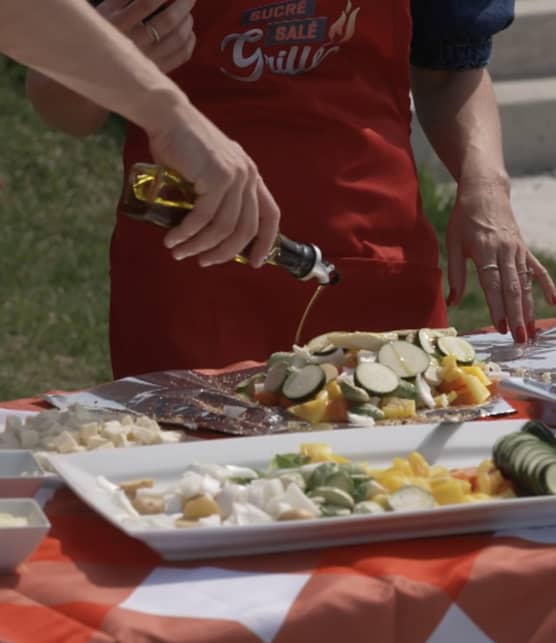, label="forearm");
[411,67,510,190]
[0,0,186,136]
[26,70,109,137]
